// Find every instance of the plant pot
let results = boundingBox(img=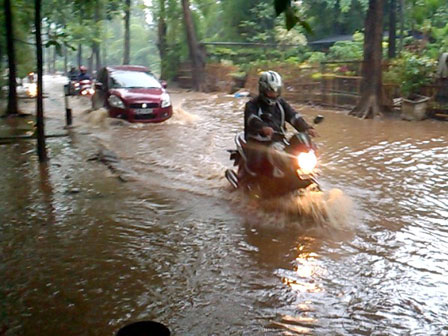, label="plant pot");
[401,95,430,121]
